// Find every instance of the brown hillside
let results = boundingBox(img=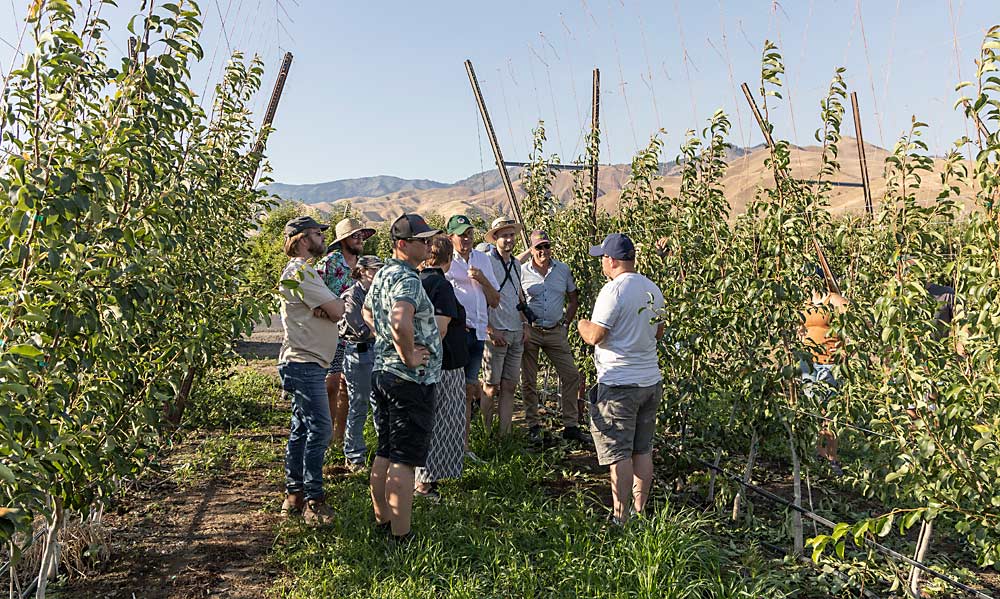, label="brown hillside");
[310,138,975,223]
